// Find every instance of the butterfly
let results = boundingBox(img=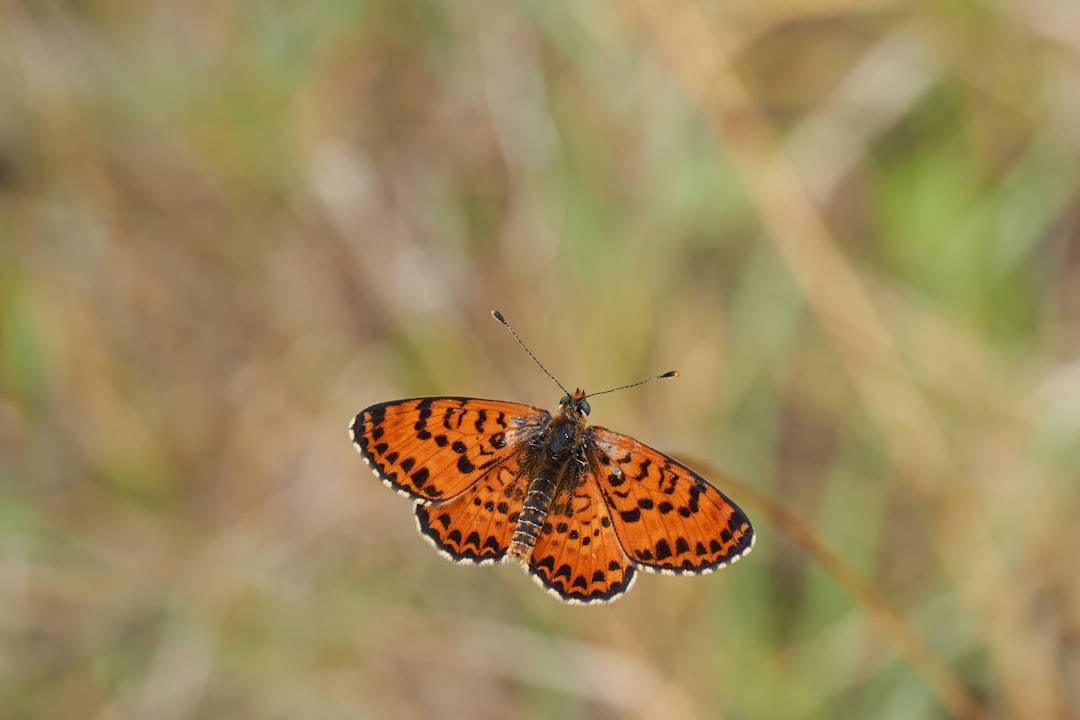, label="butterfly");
[350,310,754,604]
